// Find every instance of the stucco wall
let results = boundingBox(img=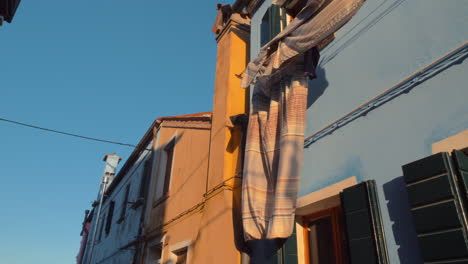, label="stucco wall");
[250,0,468,263]
[84,144,152,264]
[143,124,211,263]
